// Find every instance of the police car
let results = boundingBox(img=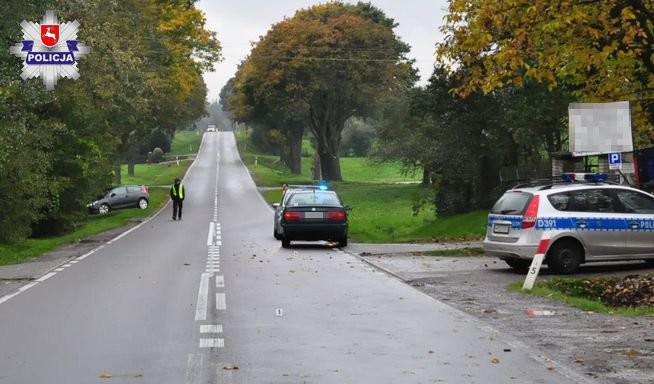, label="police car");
[484,173,654,273]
